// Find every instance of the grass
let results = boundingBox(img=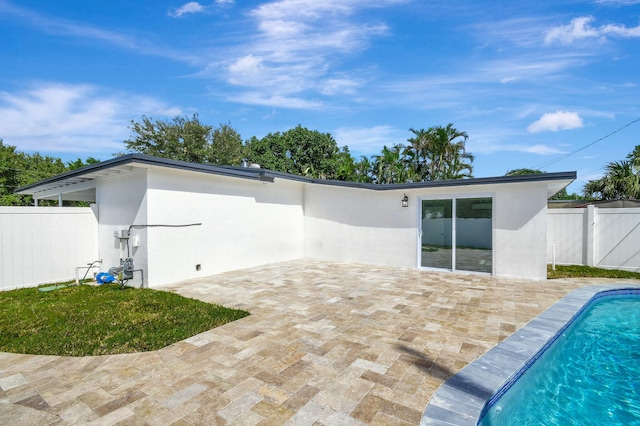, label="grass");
[0,283,249,357]
[548,264,640,279]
